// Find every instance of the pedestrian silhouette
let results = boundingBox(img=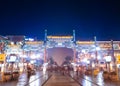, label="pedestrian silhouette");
[27,66,32,81]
